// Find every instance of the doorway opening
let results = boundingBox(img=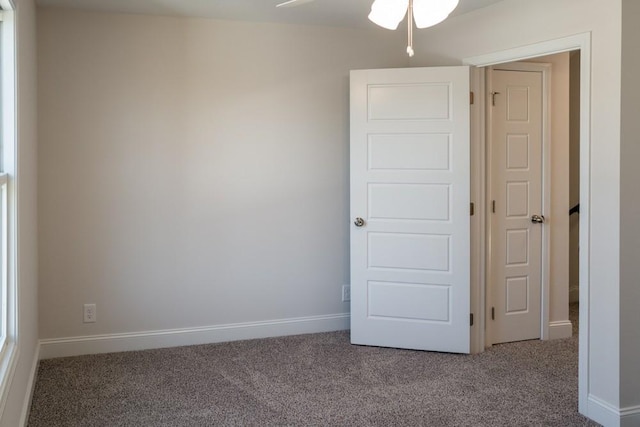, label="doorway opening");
[465,32,590,415]
[485,53,580,346]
